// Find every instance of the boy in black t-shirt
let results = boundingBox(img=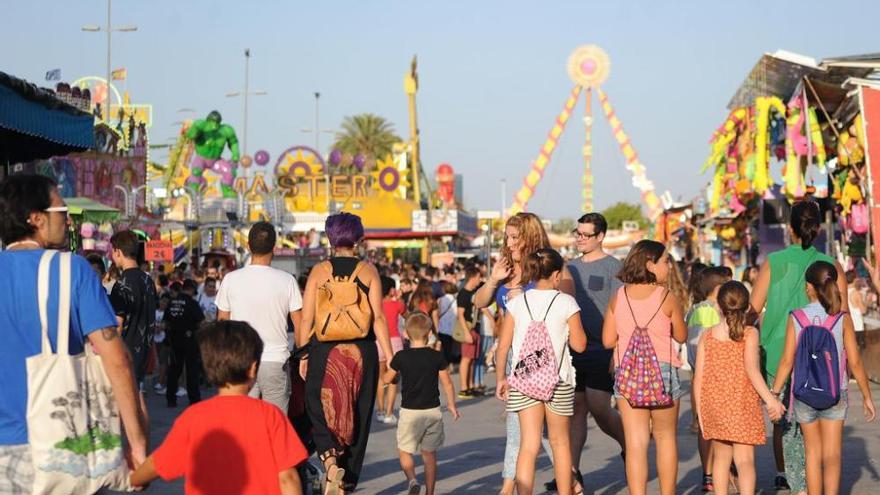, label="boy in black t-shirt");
[384,313,460,495]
